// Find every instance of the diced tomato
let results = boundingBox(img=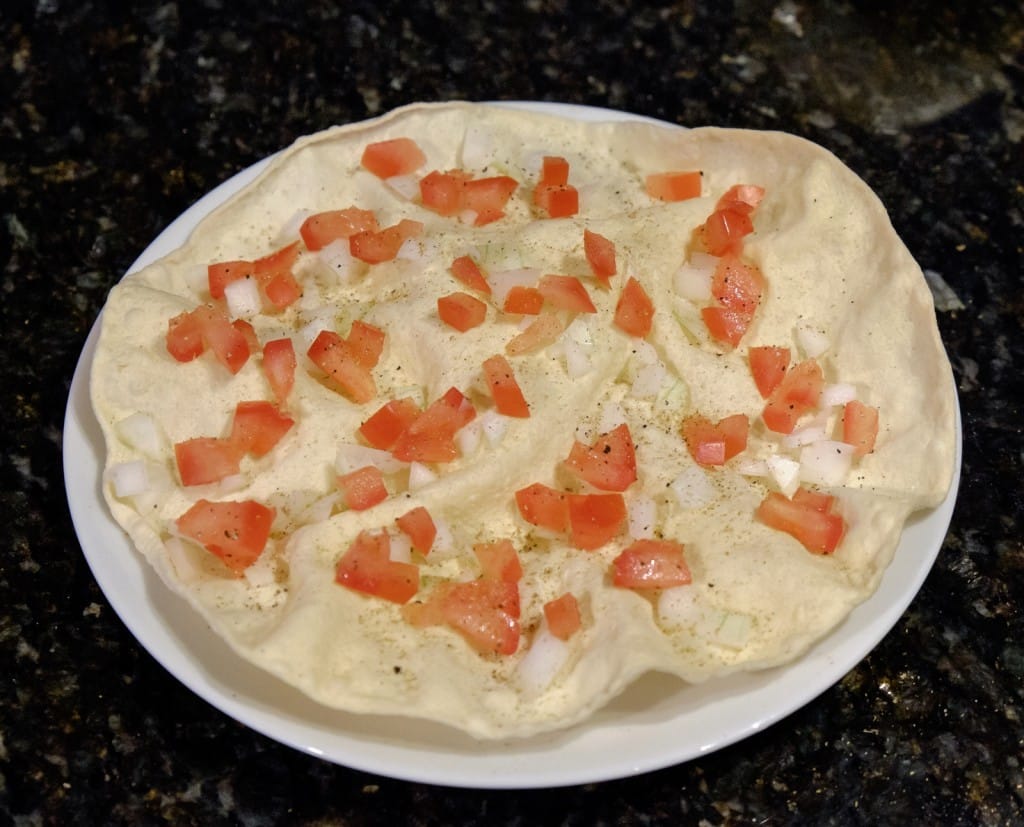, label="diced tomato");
[166,308,207,362]
[419,170,464,216]
[232,319,260,355]
[703,207,754,256]
[568,492,627,550]
[537,274,596,313]
[543,593,582,640]
[680,413,749,466]
[167,305,251,373]
[716,184,765,214]
[360,137,427,178]
[482,354,530,418]
[503,285,544,315]
[253,241,300,280]
[700,305,750,349]
[207,243,301,310]
[645,171,702,202]
[541,156,570,186]
[756,489,846,554]
[505,312,566,355]
[462,176,518,225]
[842,400,879,457]
[613,276,655,338]
[473,539,523,583]
[611,539,692,589]
[347,320,386,369]
[261,269,302,309]
[176,498,275,574]
[229,401,294,457]
[307,330,376,403]
[335,530,419,603]
[515,483,570,533]
[349,219,423,264]
[174,437,242,486]
[534,183,579,218]
[390,388,472,462]
[436,580,521,655]
[450,255,491,295]
[438,291,488,332]
[564,423,637,492]
[792,487,836,513]
[359,397,421,450]
[762,358,824,434]
[583,229,616,286]
[299,208,380,251]
[711,254,764,318]
[262,338,296,405]
[337,465,389,511]
[395,505,436,555]
[748,345,790,398]
[207,260,251,300]
[439,386,477,429]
